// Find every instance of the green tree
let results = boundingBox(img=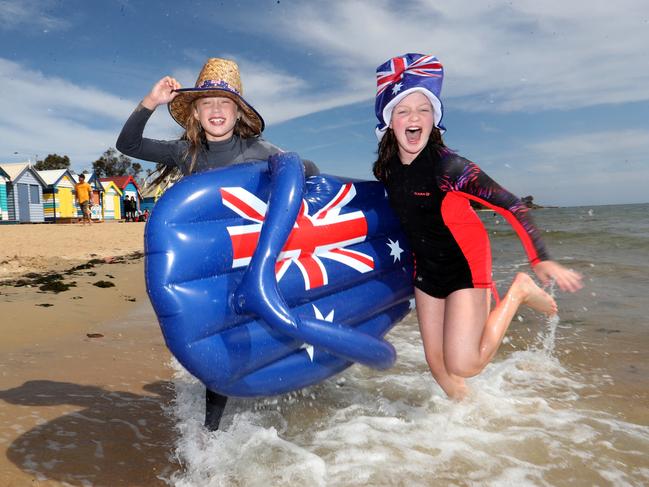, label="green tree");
[131,162,142,179]
[521,195,540,208]
[34,154,71,170]
[93,148,142,178]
